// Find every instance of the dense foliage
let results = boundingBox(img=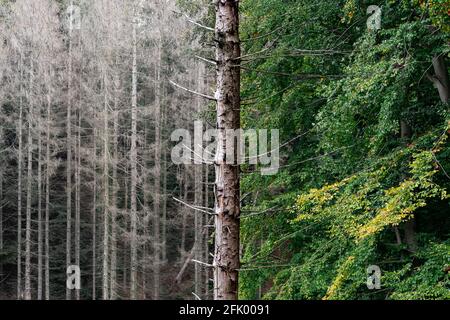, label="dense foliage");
[239,0,450,300]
